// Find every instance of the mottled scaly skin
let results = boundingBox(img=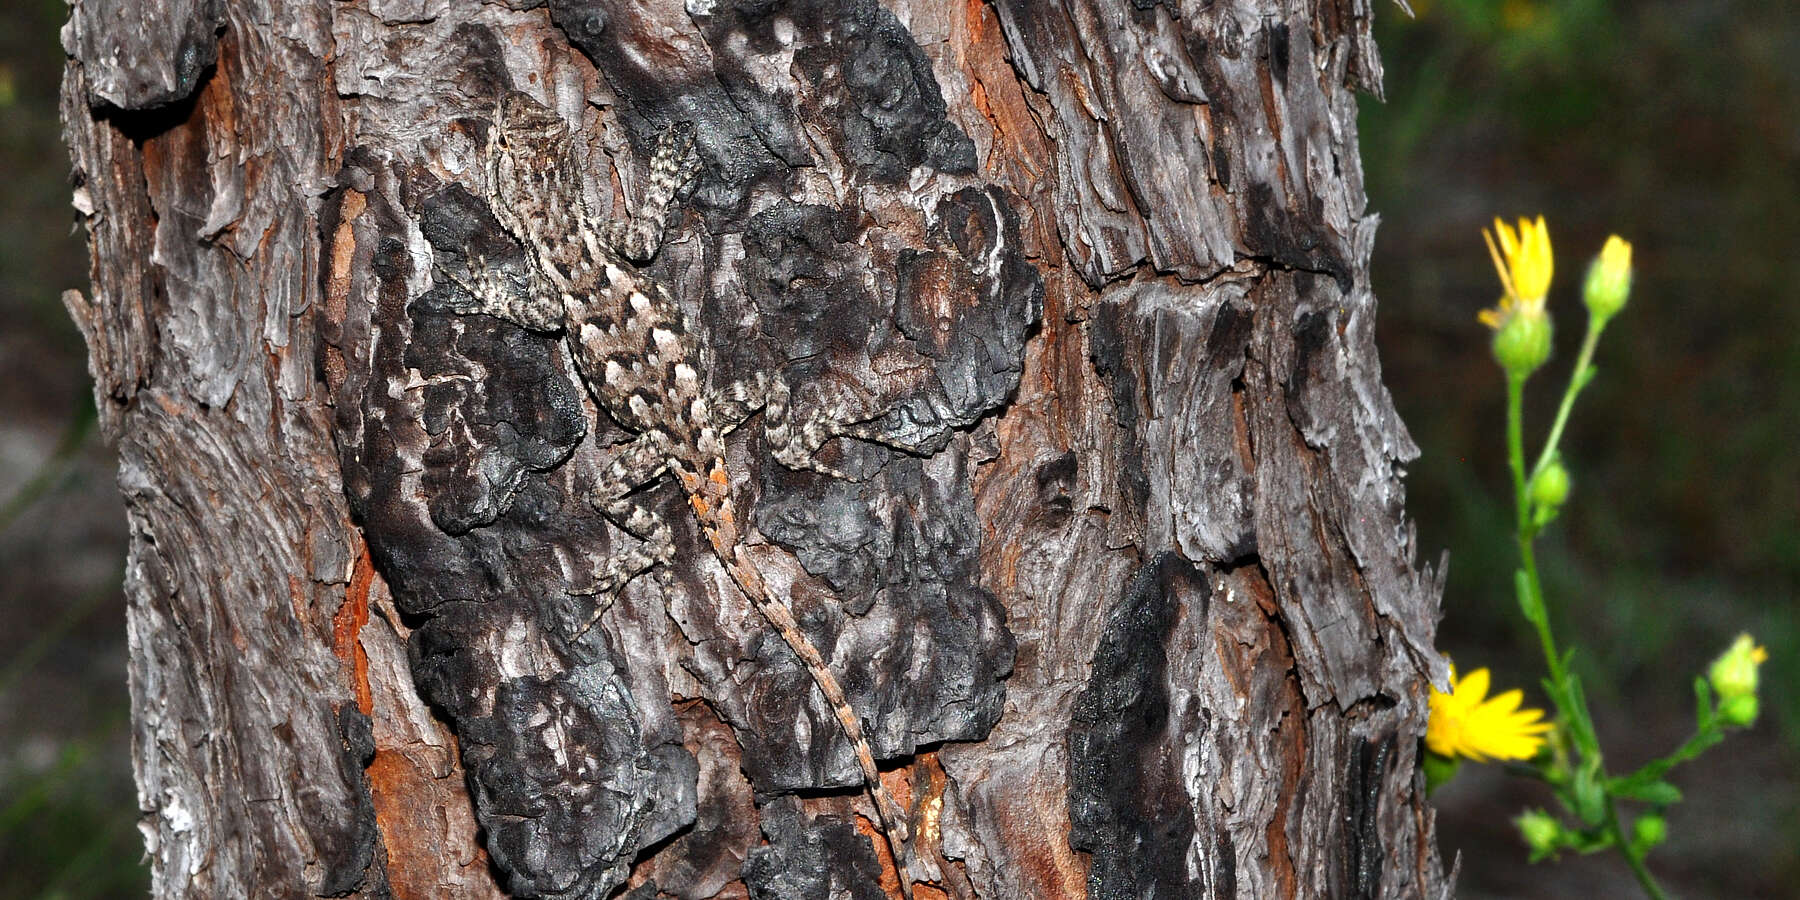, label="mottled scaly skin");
[444,91,918,899]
